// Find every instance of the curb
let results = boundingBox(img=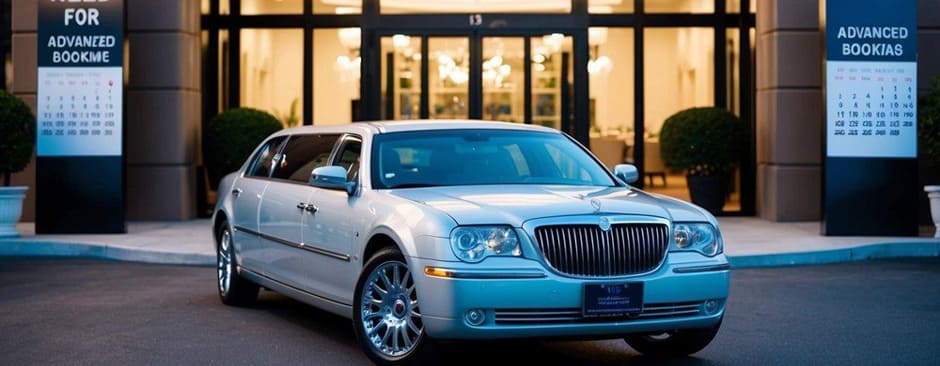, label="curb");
[2,238,939,269]
[0,240,214,267]
[728,241,940,268]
